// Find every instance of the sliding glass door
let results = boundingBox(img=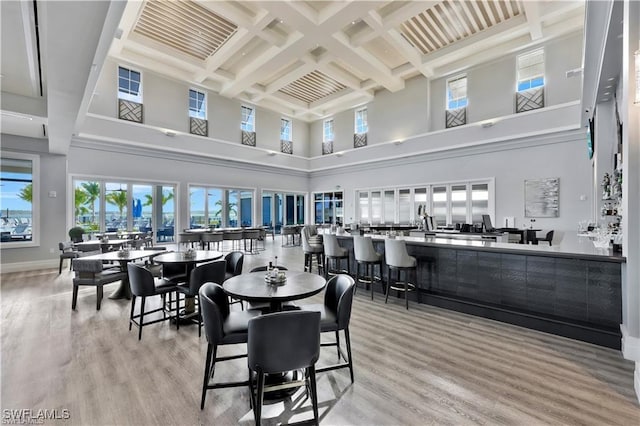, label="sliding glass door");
[263,191,306,233]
